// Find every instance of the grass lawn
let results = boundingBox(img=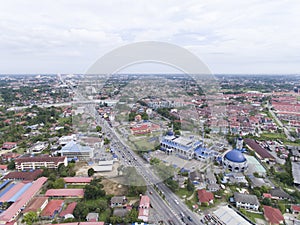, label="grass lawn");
[175,188,193,199]
[66,184,86,189]
[260,132,286,140]
[243,211,265,223]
